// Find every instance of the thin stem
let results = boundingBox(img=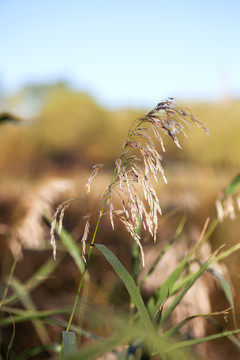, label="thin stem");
[58,209,106,359]
[58,163,120,358]
[0,249,20,309]
[58,115,156,358]
[131,216,141,285]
